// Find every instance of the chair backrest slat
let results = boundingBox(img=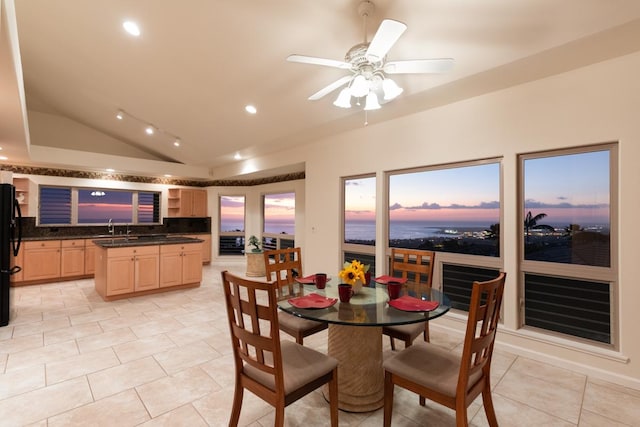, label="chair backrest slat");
[458,272,506,393]
[390,248,435,291]
[264,247,303,296]
[221,271,285,389]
